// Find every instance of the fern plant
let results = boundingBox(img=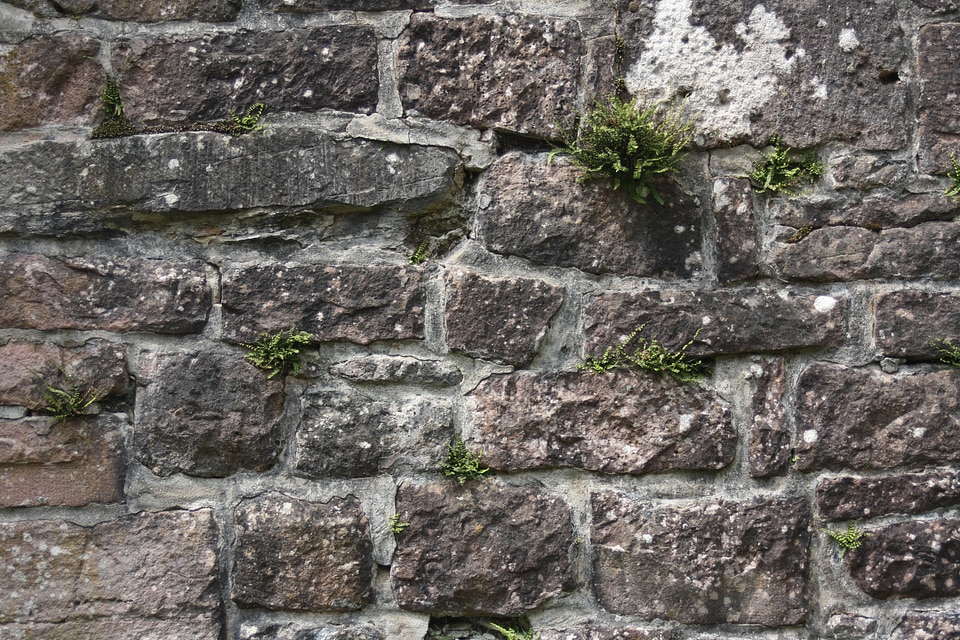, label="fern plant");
[825,521,868,556]
[441,437,489,484]
[408,239,430,265]
[749,135,823,194]
[229,102,266,132]
[482,621,540,640]
[930,338,960,367]
[242,328,312,378]
[38,372,99,421]
[389,513,410,534]
[580,324,705,382]
[944,153,960,201]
